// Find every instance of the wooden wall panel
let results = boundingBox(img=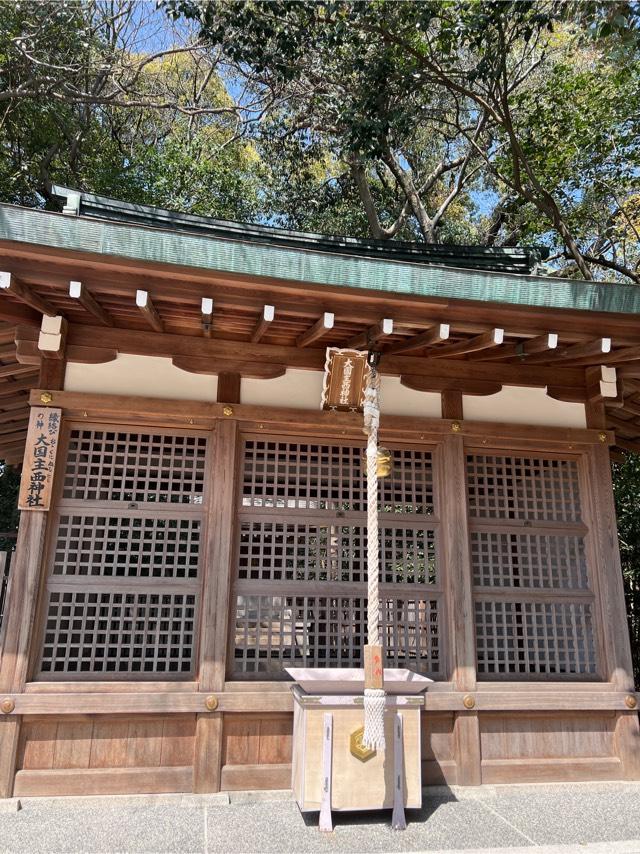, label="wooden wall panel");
[480,711,616,760]
[17,715,196,771]
[422,711,457,785]
[222,713,292,766]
